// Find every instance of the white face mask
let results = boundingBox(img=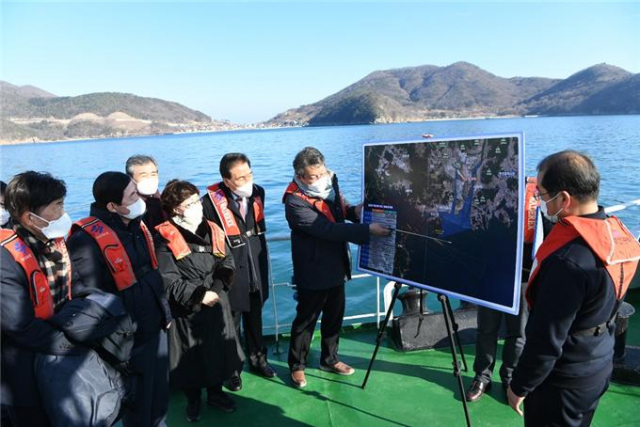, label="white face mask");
[31,212,72,240]
[307,175,331,193]
[234,181,254,198]
[1,208,10,226]
[136,177,159,196]
[540,193,564,223]
[181,202,203,227]
[121,198,146,220]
